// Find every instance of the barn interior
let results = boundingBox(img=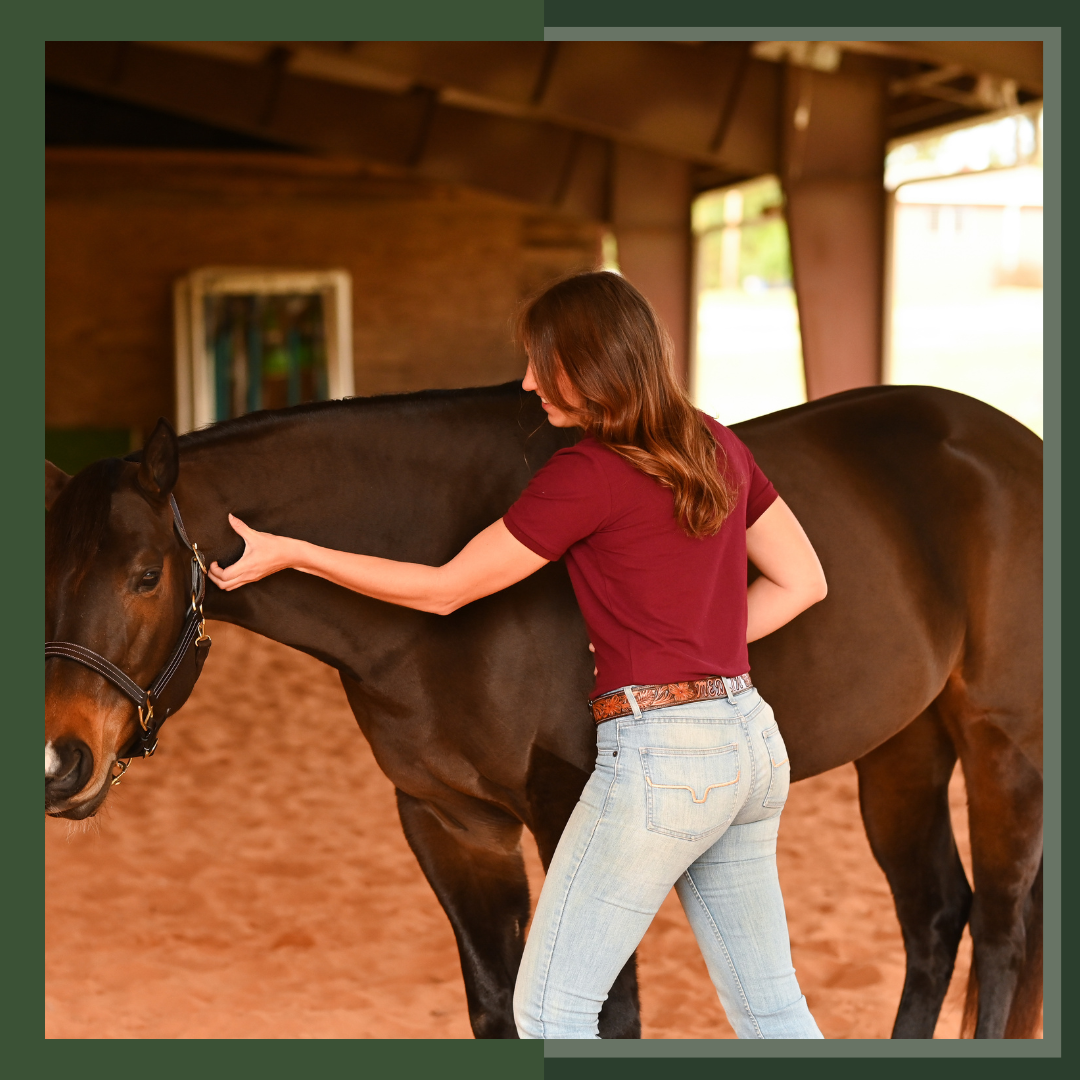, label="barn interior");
[45,39,1043,466]
[44,39,1048,1042]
